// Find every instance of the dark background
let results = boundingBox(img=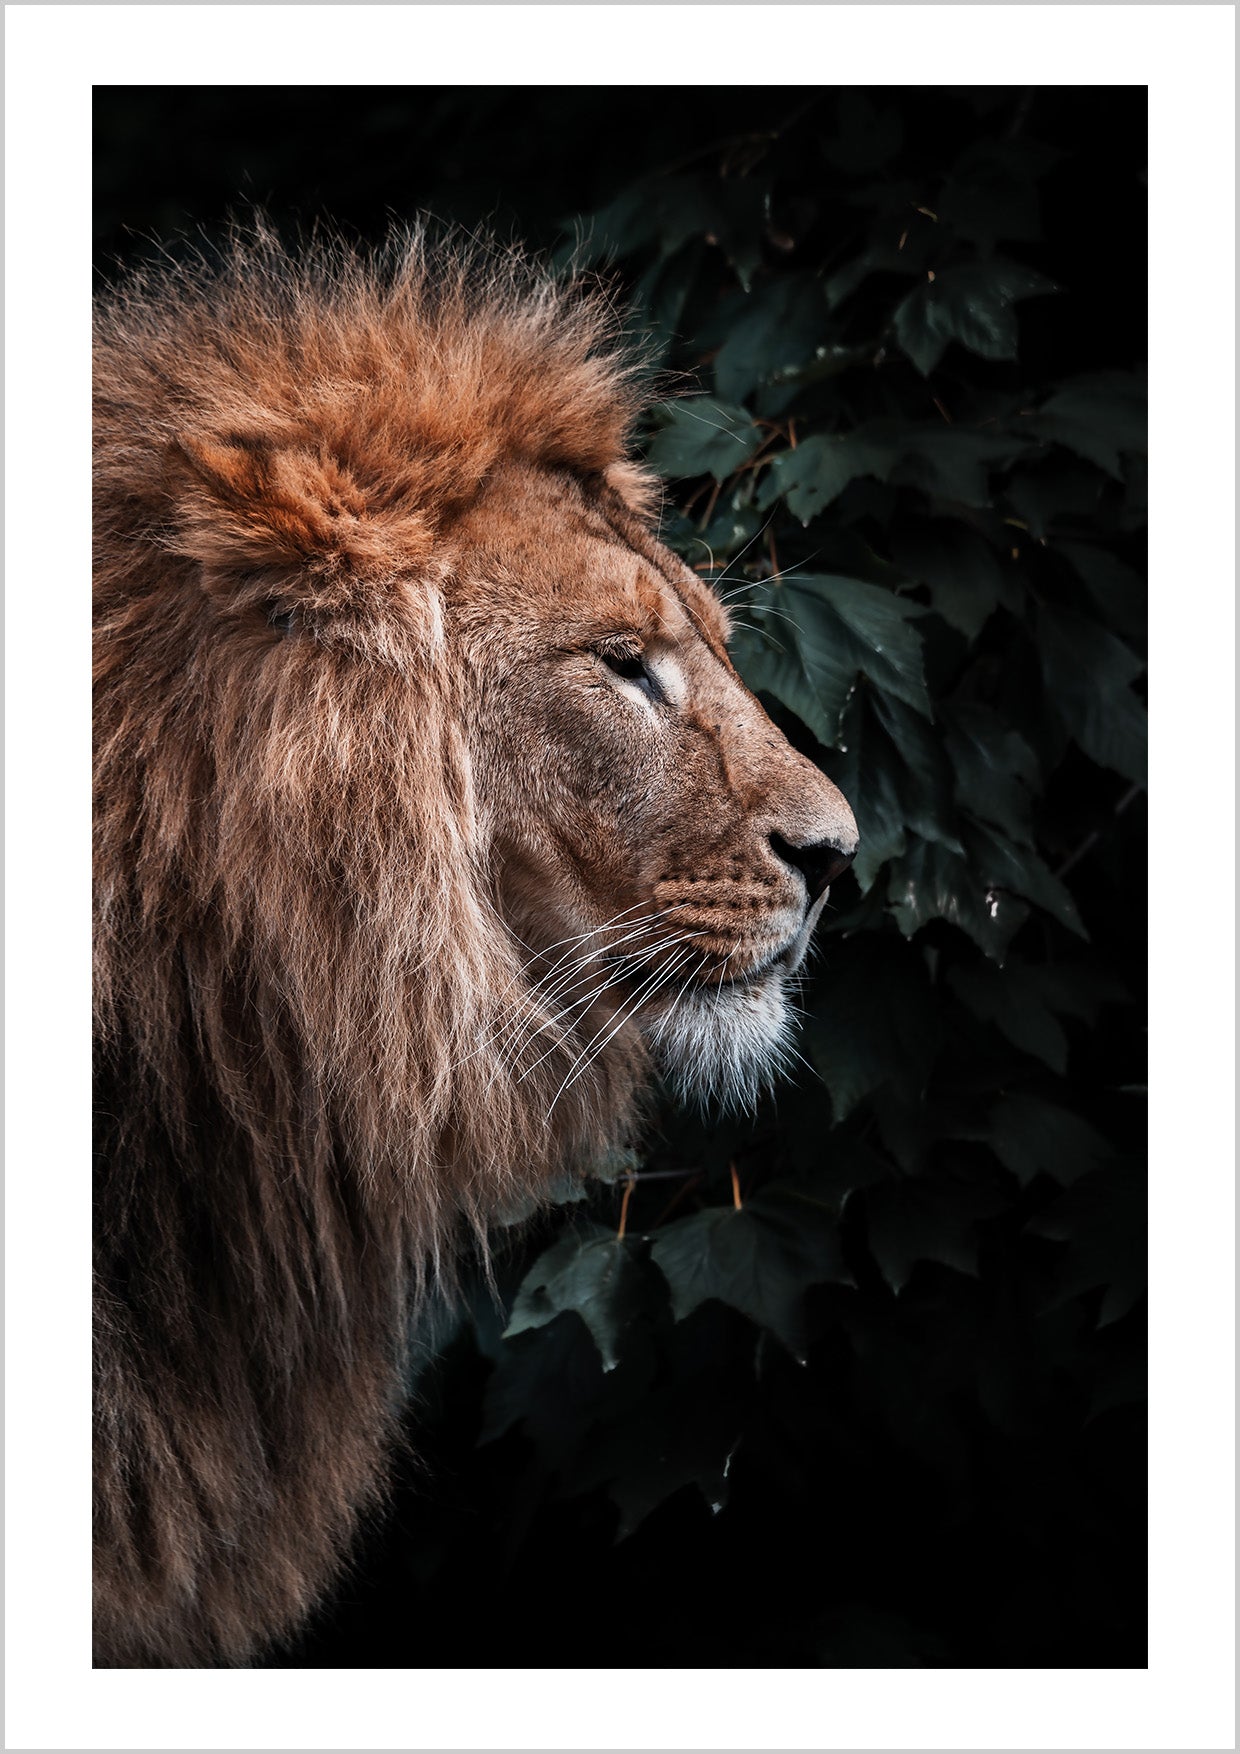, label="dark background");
[95,87,1147,1668]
